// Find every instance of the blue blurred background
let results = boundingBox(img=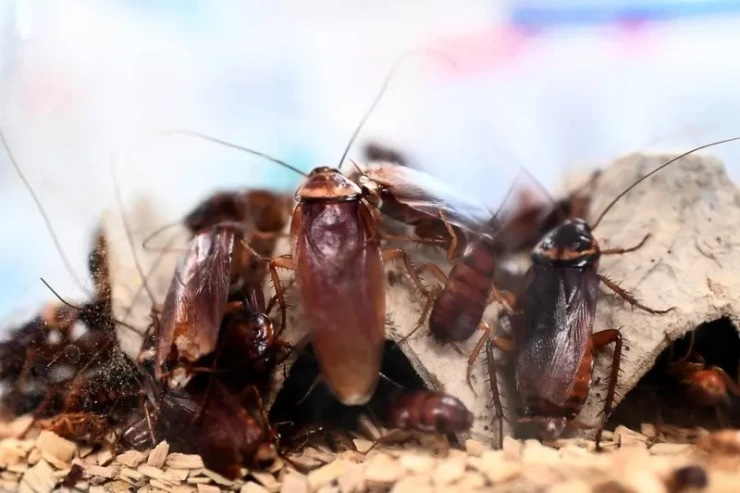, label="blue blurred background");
[2,0,740,322]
